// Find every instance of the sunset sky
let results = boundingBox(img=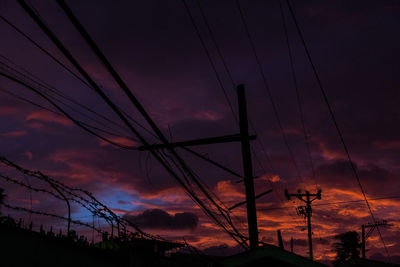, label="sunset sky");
[1,0,399,264]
